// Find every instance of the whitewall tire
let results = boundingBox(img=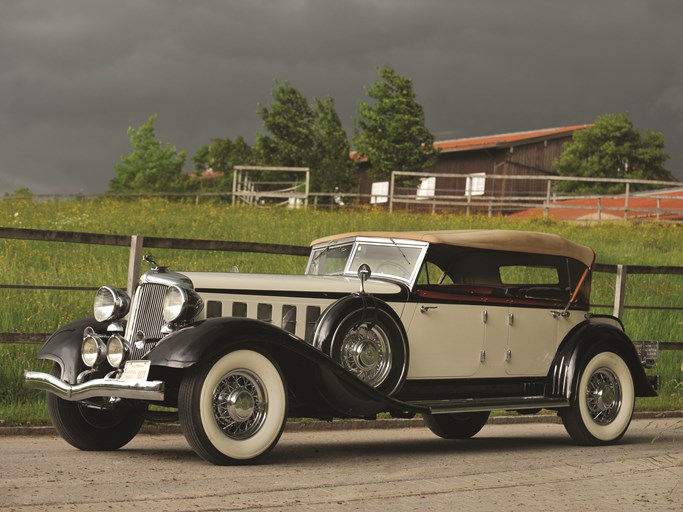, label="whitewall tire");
[561,351,635,445]
[179,349,287,465]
